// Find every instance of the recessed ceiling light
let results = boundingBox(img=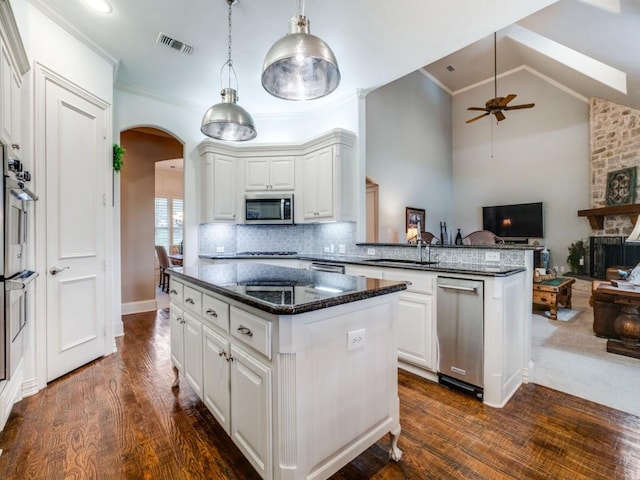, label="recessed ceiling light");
[85,0,113,14]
